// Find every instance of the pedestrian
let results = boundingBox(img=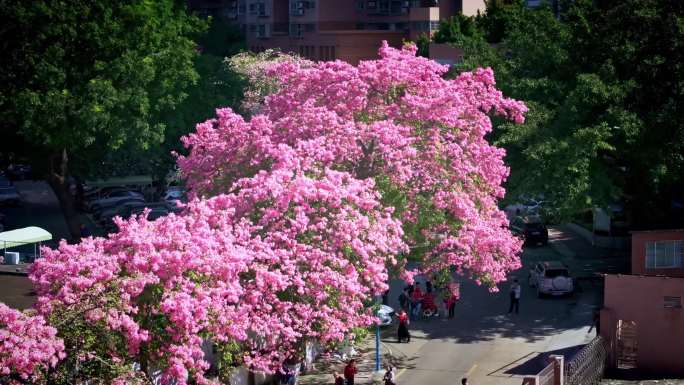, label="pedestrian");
[411,283,423,319]
[444,293,456,318]
[507,278,521,314]
[588,309,600,334]
[333,372,345,385]
[397,309,410,343]
[382,289,389,305]
[279,364,294,385]
[426,280,433,294]
[383,366,396,385]
[462,378,469,385]
[398,289,409,312]
[344,359,357,385]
